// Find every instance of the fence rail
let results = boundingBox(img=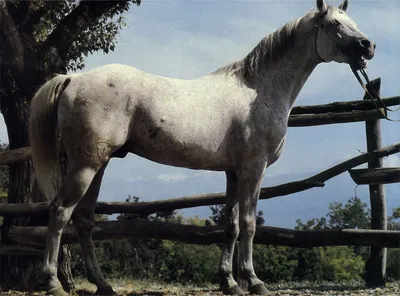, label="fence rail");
[3,221,399,256]
[349,168,400,185]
